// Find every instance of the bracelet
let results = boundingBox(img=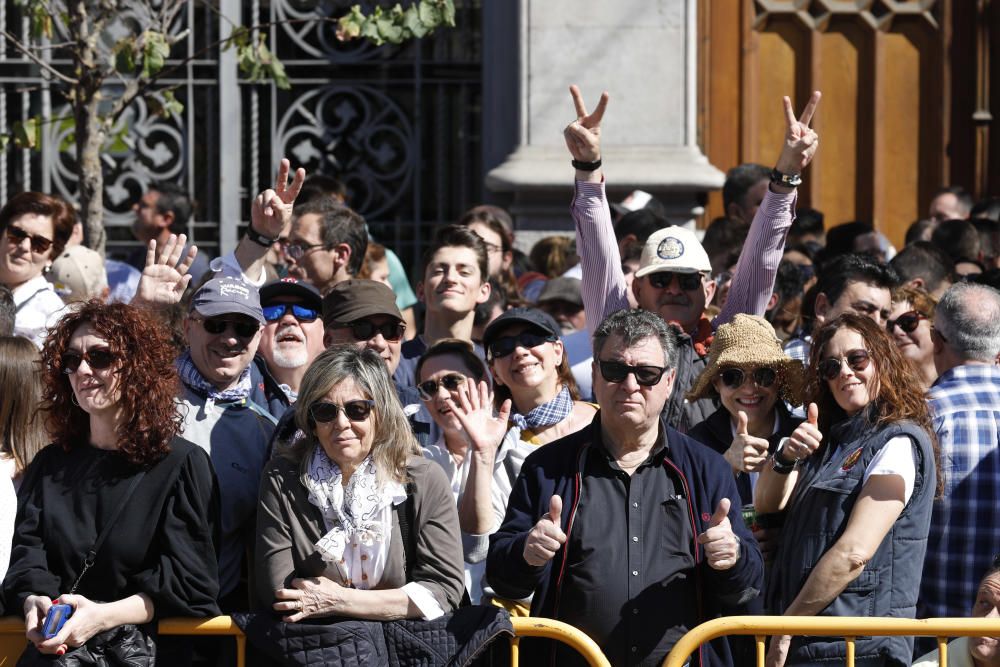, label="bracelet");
[771,454,796,475]
[245,225,278,248]
[571,158,602,172]
[770,168,802,188]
